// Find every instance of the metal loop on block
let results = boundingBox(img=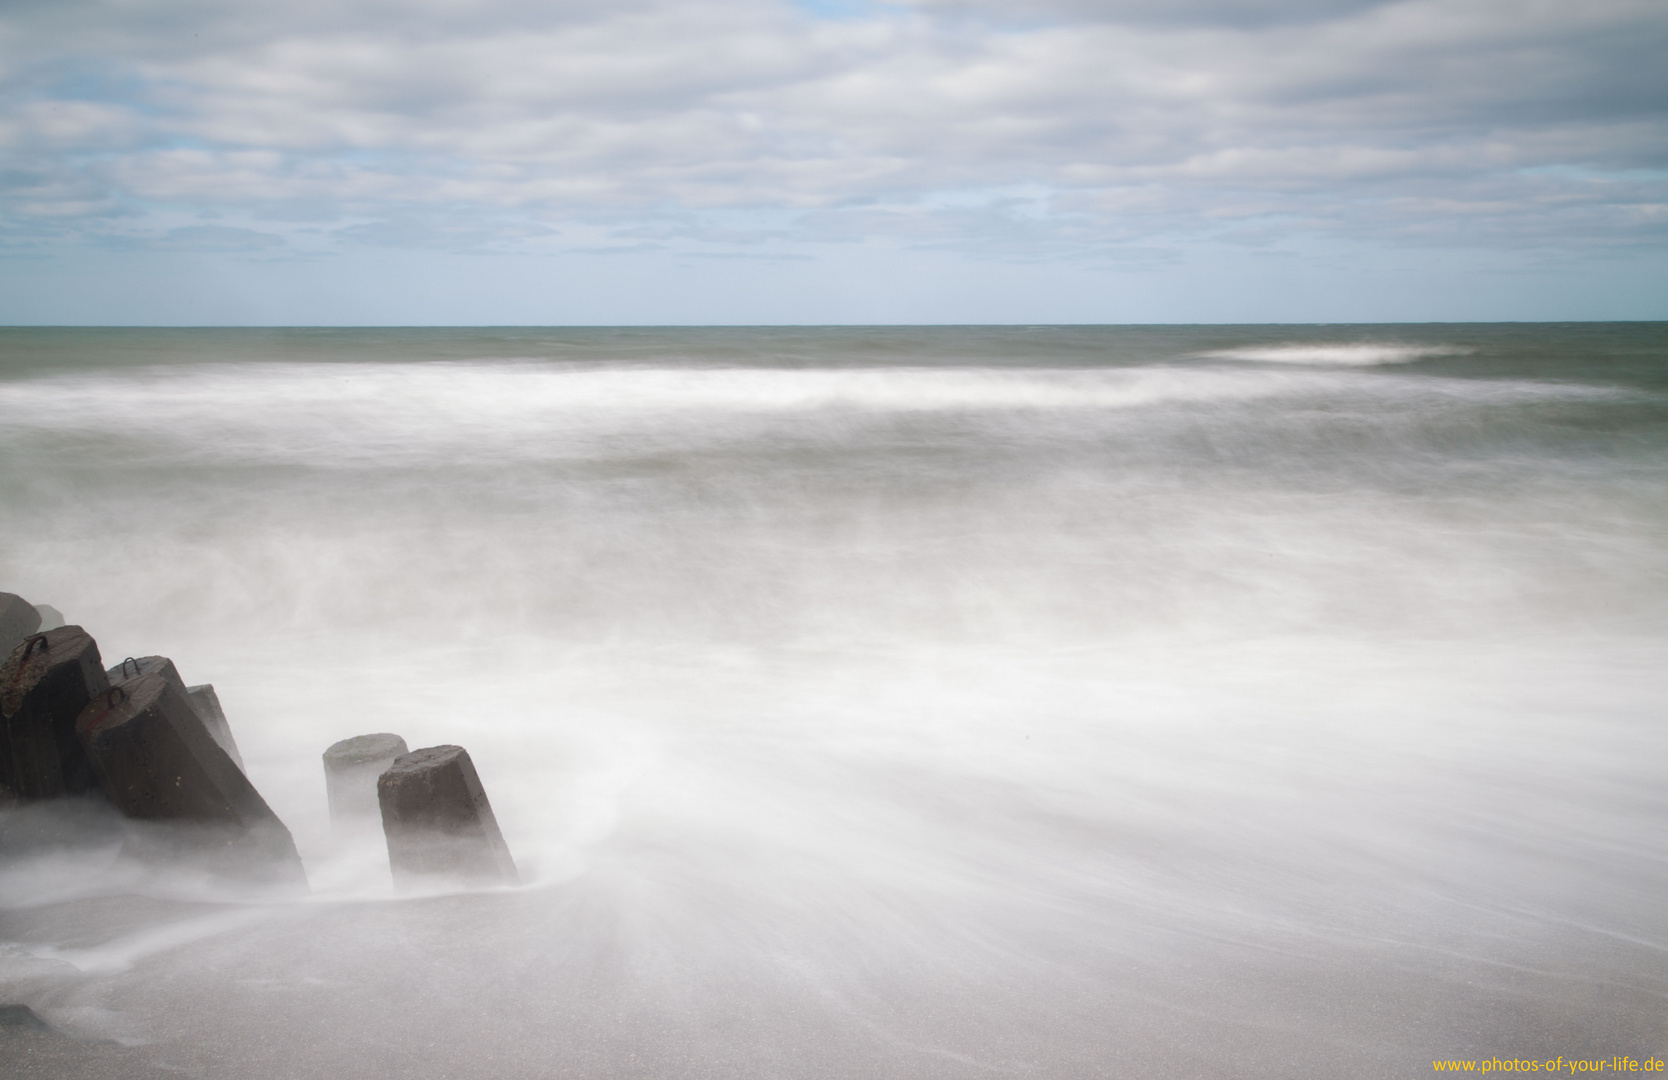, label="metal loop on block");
[120,657,141,677]
[106,686,127,708]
